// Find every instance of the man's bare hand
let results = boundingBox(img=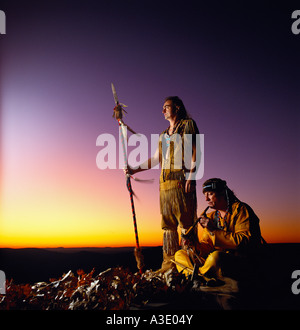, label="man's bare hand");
[185,180,191,193]
[123,166,135,177]
[199,216,216,232]
[185,179,196,193]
